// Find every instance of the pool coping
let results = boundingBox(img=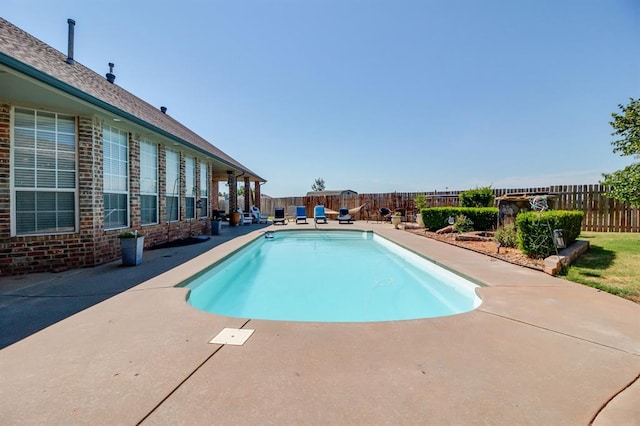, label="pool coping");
[1,221,639,424]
